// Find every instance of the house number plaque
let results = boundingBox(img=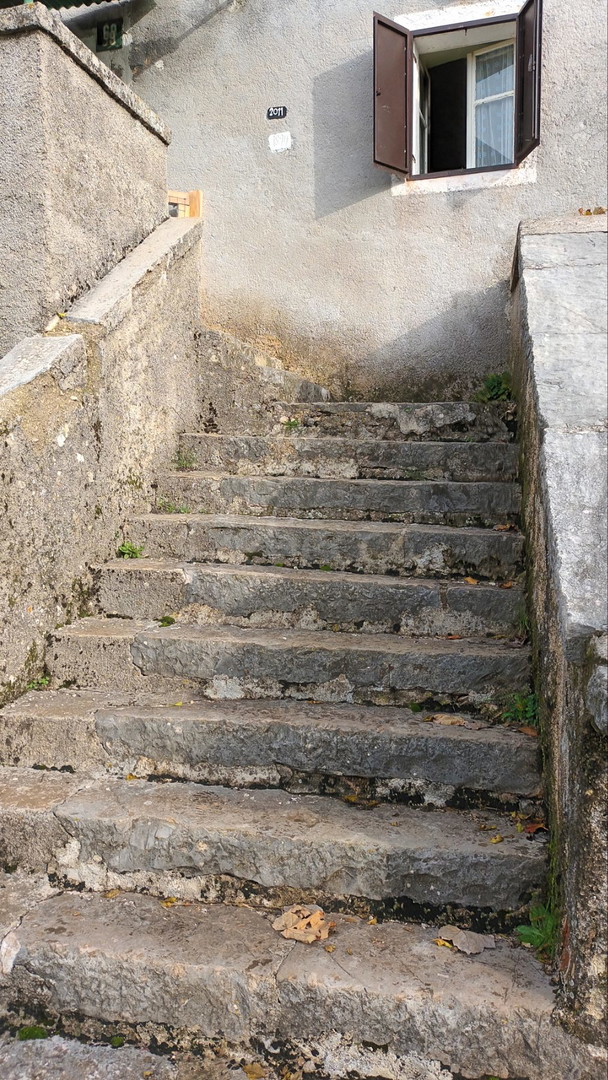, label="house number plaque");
[266,106,288,120]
